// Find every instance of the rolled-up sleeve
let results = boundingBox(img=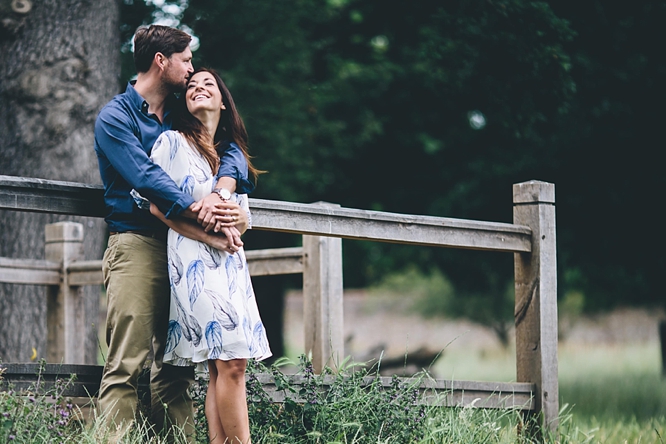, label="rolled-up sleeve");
[94,107,195,218]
